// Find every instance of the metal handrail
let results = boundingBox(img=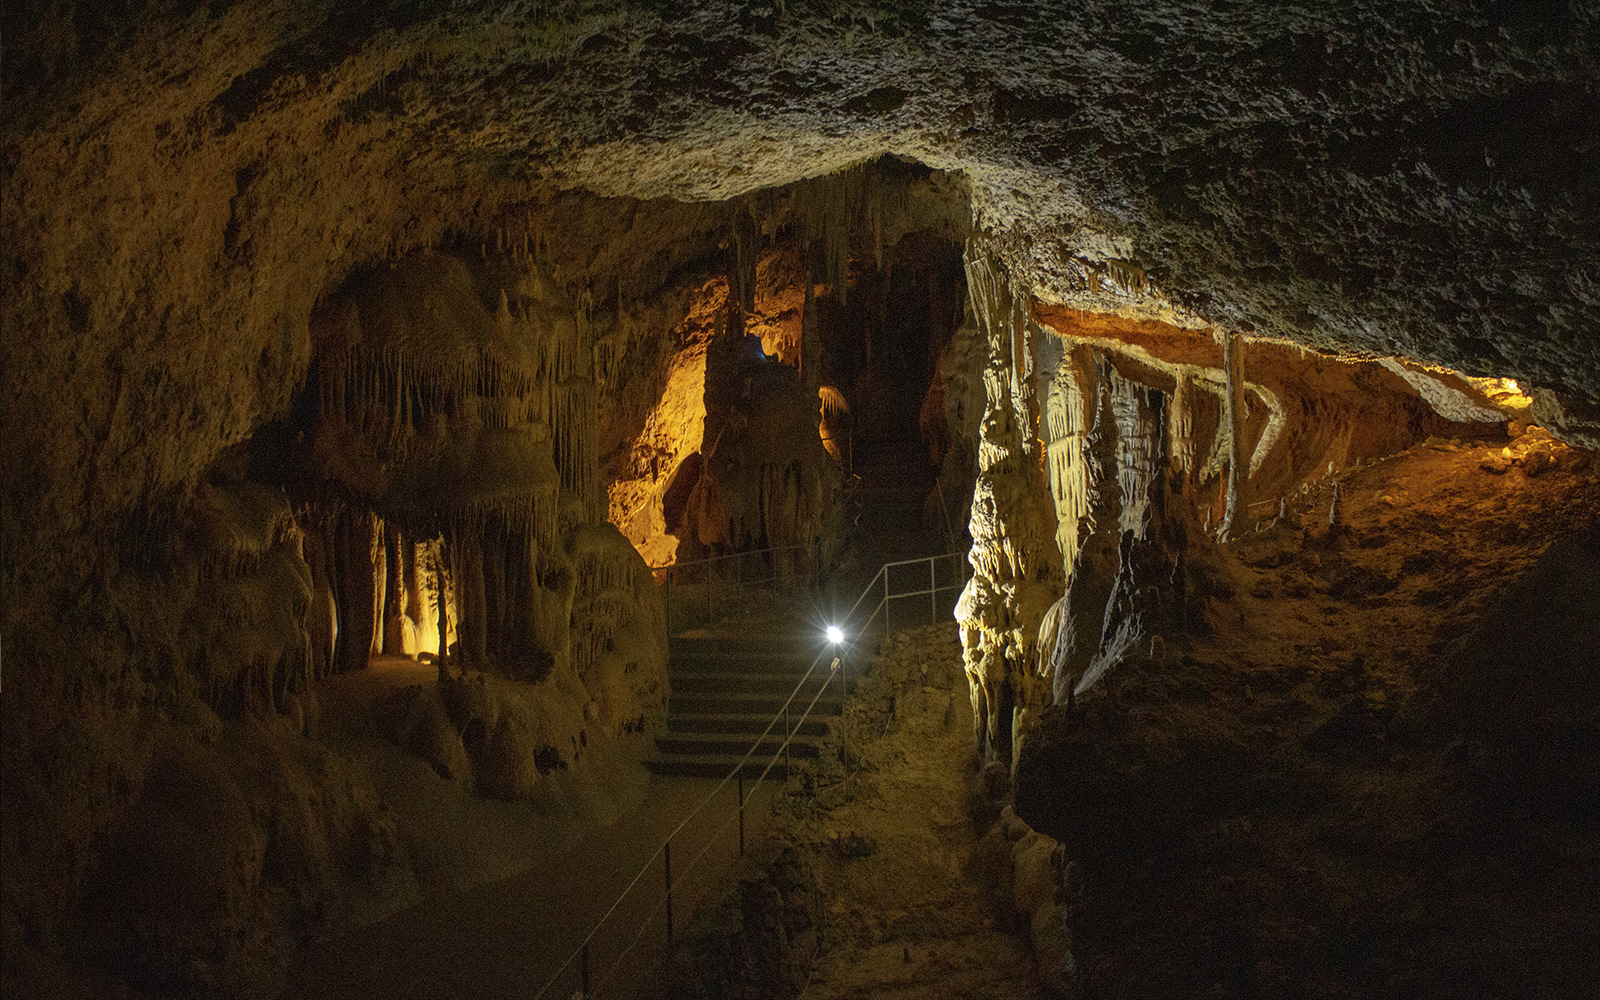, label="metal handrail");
[534,549,970,1000]
[652,544,820,631]
[647,543,807,574]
